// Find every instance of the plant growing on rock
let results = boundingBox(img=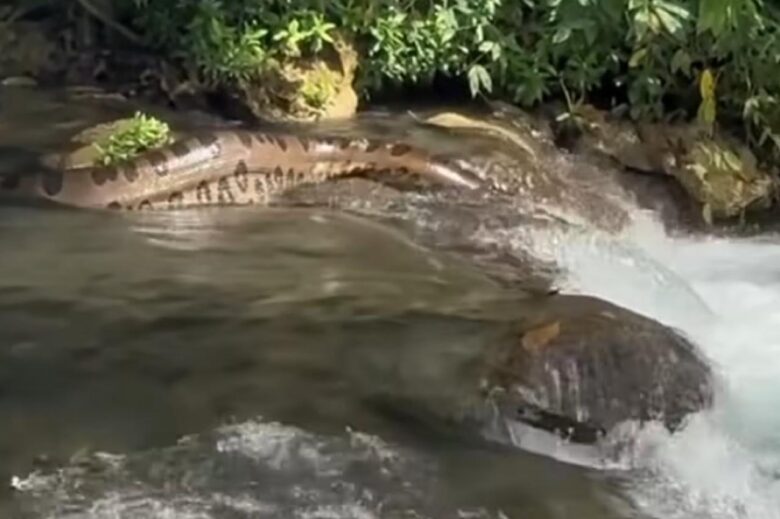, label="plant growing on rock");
[93,111,172,166]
